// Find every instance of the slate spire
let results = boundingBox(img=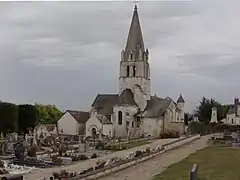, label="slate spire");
[177,94,185,103]
[125,5,145,55]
